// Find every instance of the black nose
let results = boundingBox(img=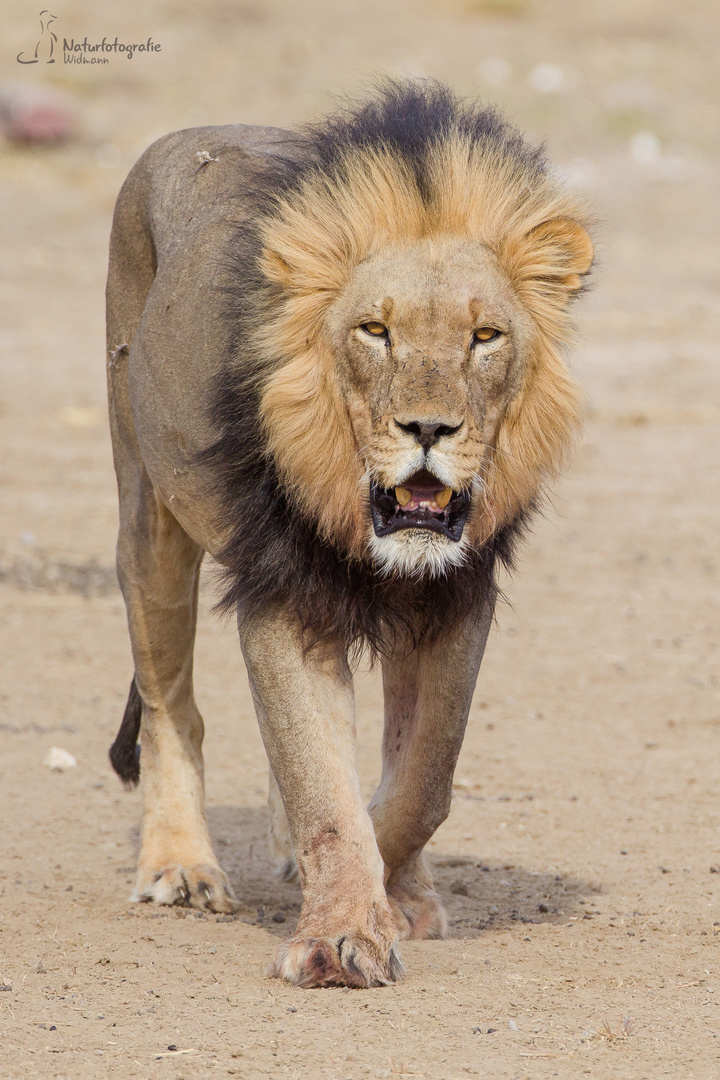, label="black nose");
[395,419,462,452]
